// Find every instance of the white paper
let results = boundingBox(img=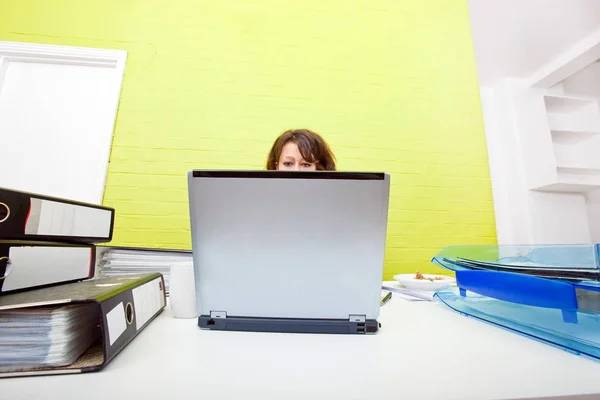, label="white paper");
[381,285,436,301]
[0,303,100,370]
